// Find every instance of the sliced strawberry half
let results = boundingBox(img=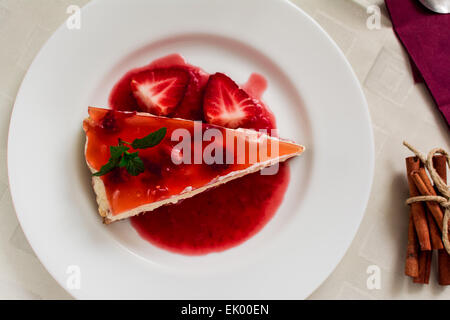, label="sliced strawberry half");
[131,67,190,116]
[203,72,268,129]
